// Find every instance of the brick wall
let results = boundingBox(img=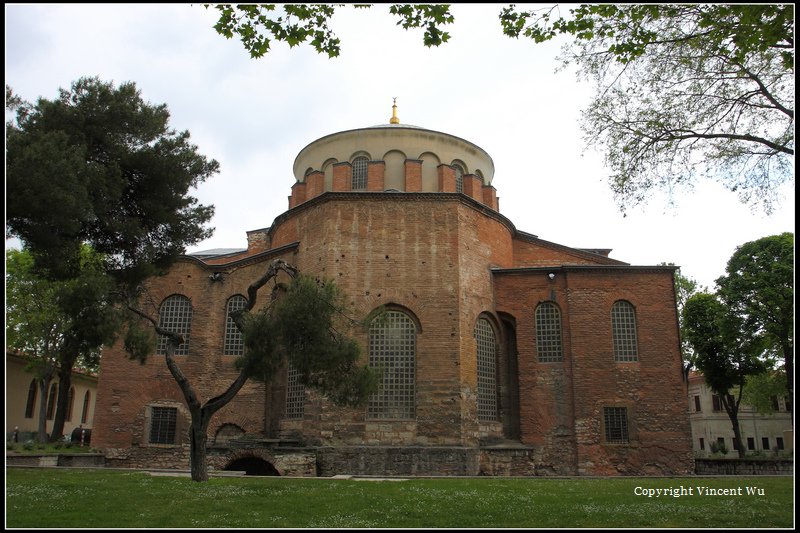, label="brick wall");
[93,192,692,476]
